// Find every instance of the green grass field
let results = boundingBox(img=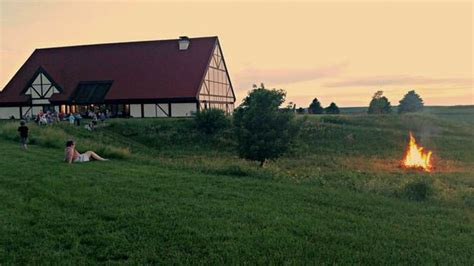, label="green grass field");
[1,106,473,264]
